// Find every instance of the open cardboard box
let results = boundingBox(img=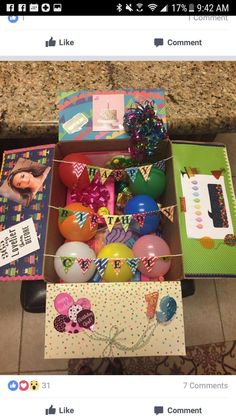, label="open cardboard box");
[44,139,186,359]
[44,138,184,283]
